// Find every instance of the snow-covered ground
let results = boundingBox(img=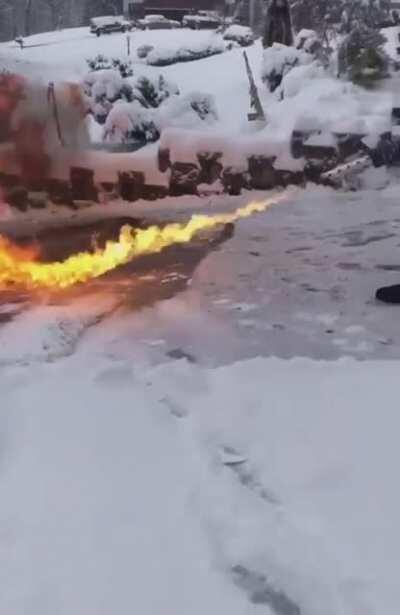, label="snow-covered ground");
[1,319,400,615]
[1,25,400,615]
